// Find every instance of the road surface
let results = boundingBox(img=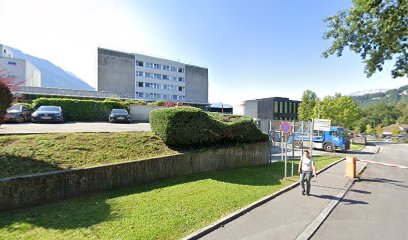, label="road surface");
[312,142,408,239]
